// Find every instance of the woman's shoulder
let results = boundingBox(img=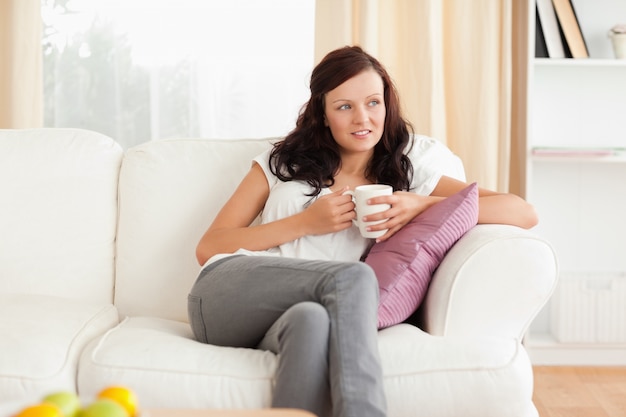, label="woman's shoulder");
[252,148,279,188]
[405,134,465,182]
[253,147,272,163]
[405,134,448,157]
